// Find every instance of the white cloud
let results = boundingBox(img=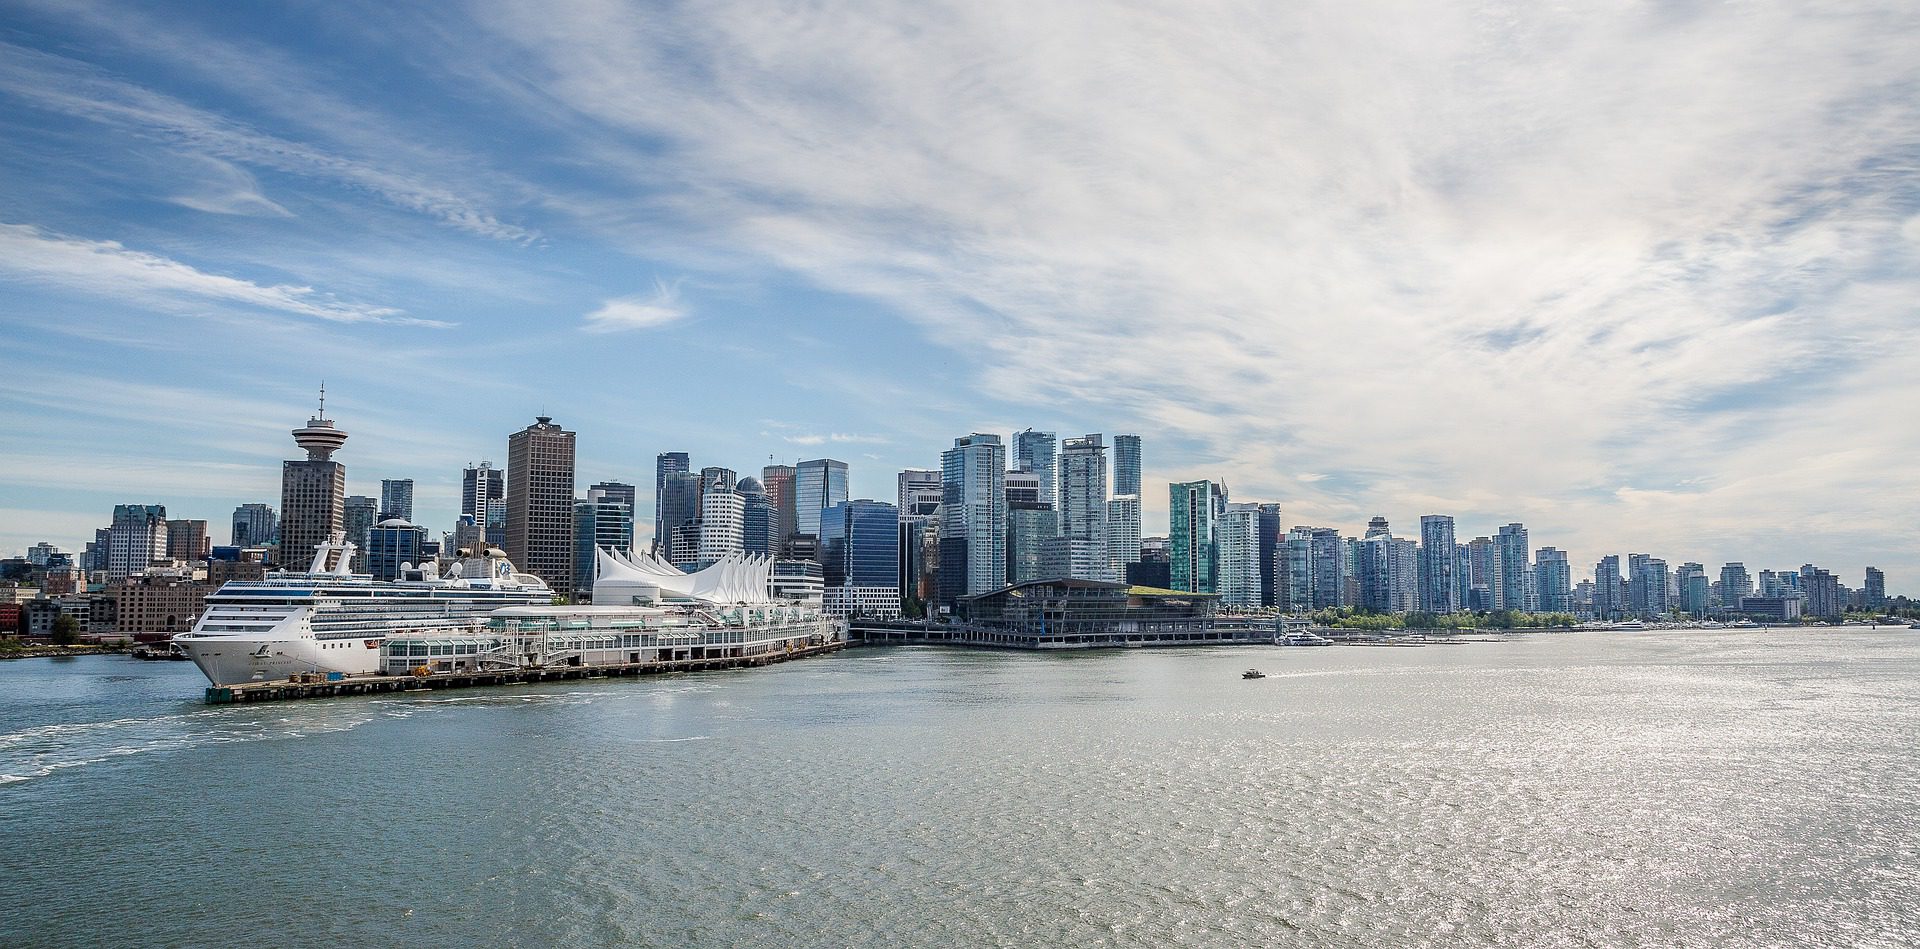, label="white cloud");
[0,223,448,327]
[581,281,687,333]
